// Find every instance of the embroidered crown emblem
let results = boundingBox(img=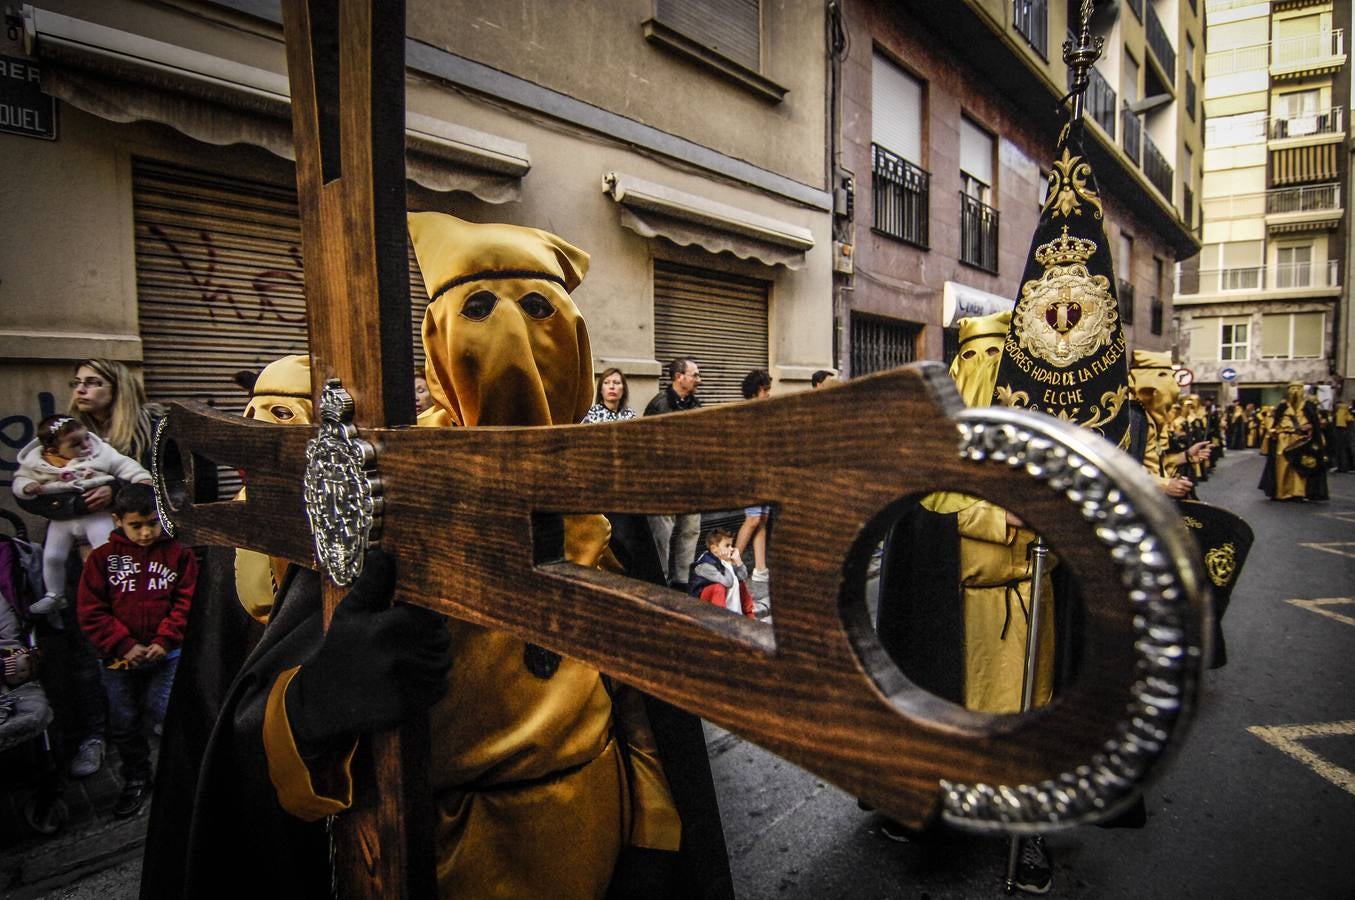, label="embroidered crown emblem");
[1035,226,1098,269]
